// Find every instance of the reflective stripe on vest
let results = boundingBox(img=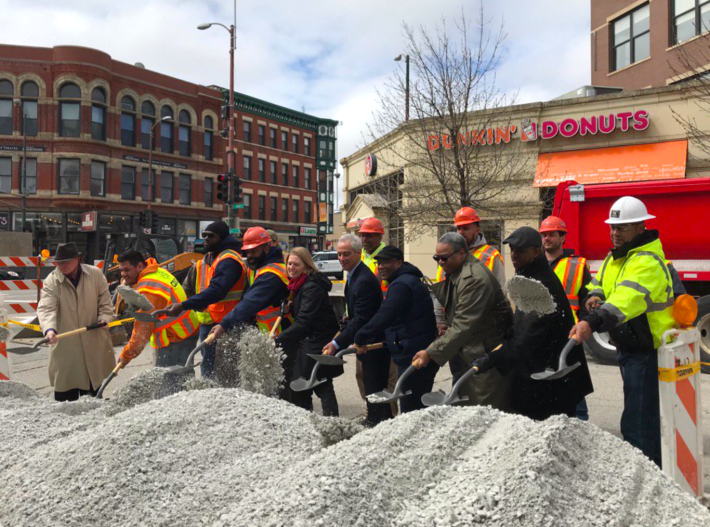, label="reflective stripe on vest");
[136,267,199,348]
[202,249,247,324]
[362,242,389,292]
[248,263,291,335]
[435,244,502,282]
[194,258,214,325]
[553,256,587,323]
